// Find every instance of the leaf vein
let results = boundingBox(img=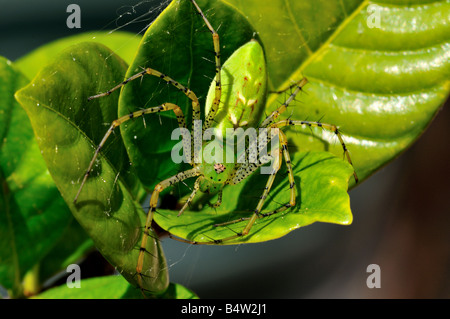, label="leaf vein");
[284,0,313,56]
